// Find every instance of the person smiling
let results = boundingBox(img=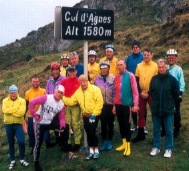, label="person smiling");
[2,85,29,170]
